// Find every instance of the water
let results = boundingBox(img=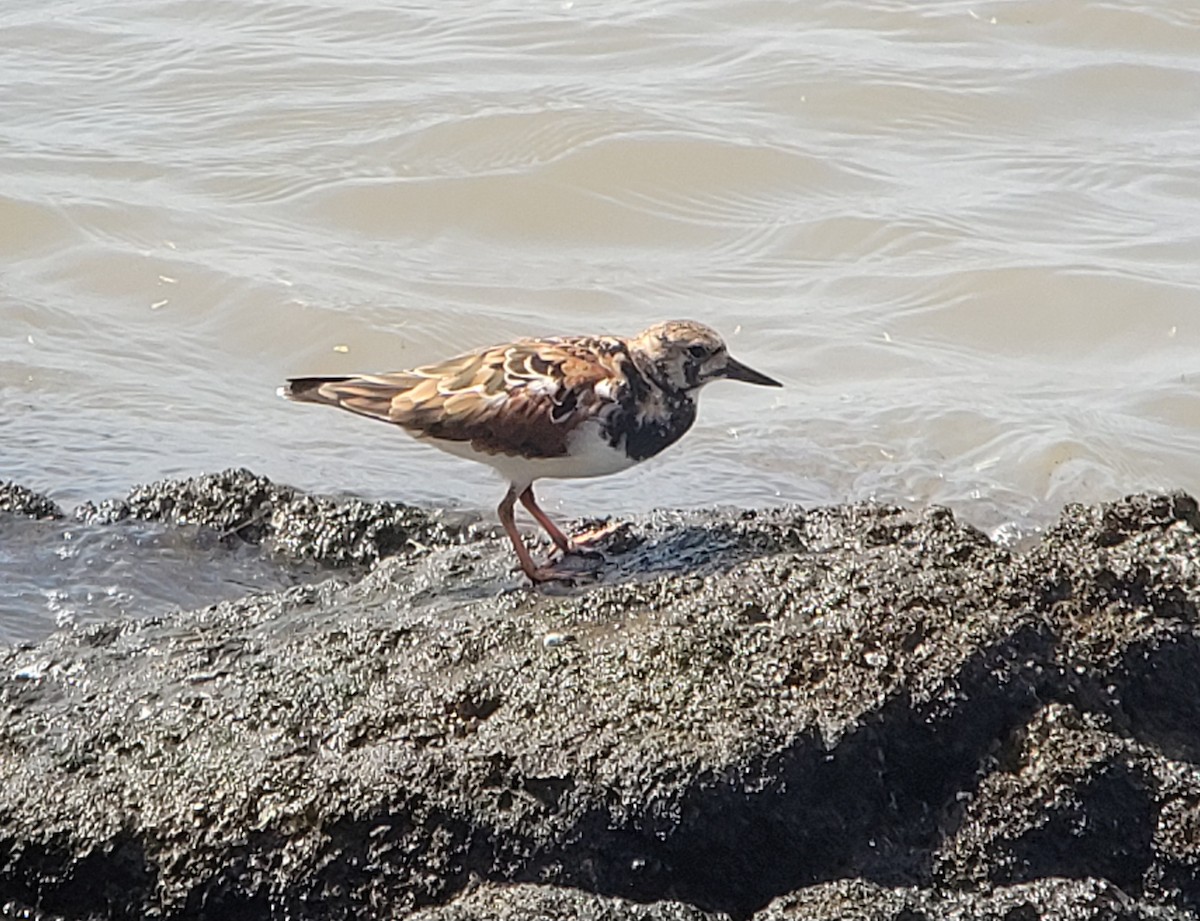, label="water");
[3,0,1200,642]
